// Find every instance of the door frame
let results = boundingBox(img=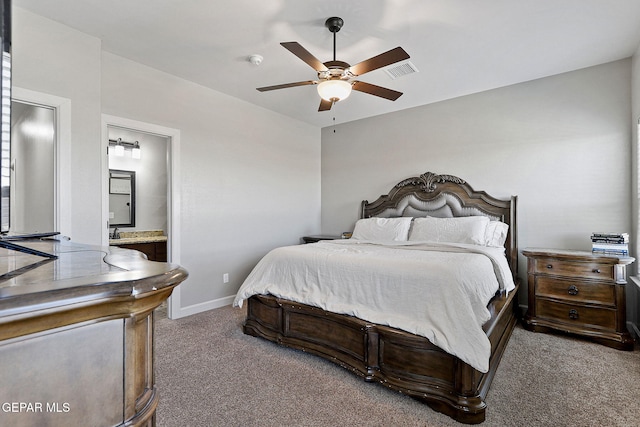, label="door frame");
[101,114,184,319]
